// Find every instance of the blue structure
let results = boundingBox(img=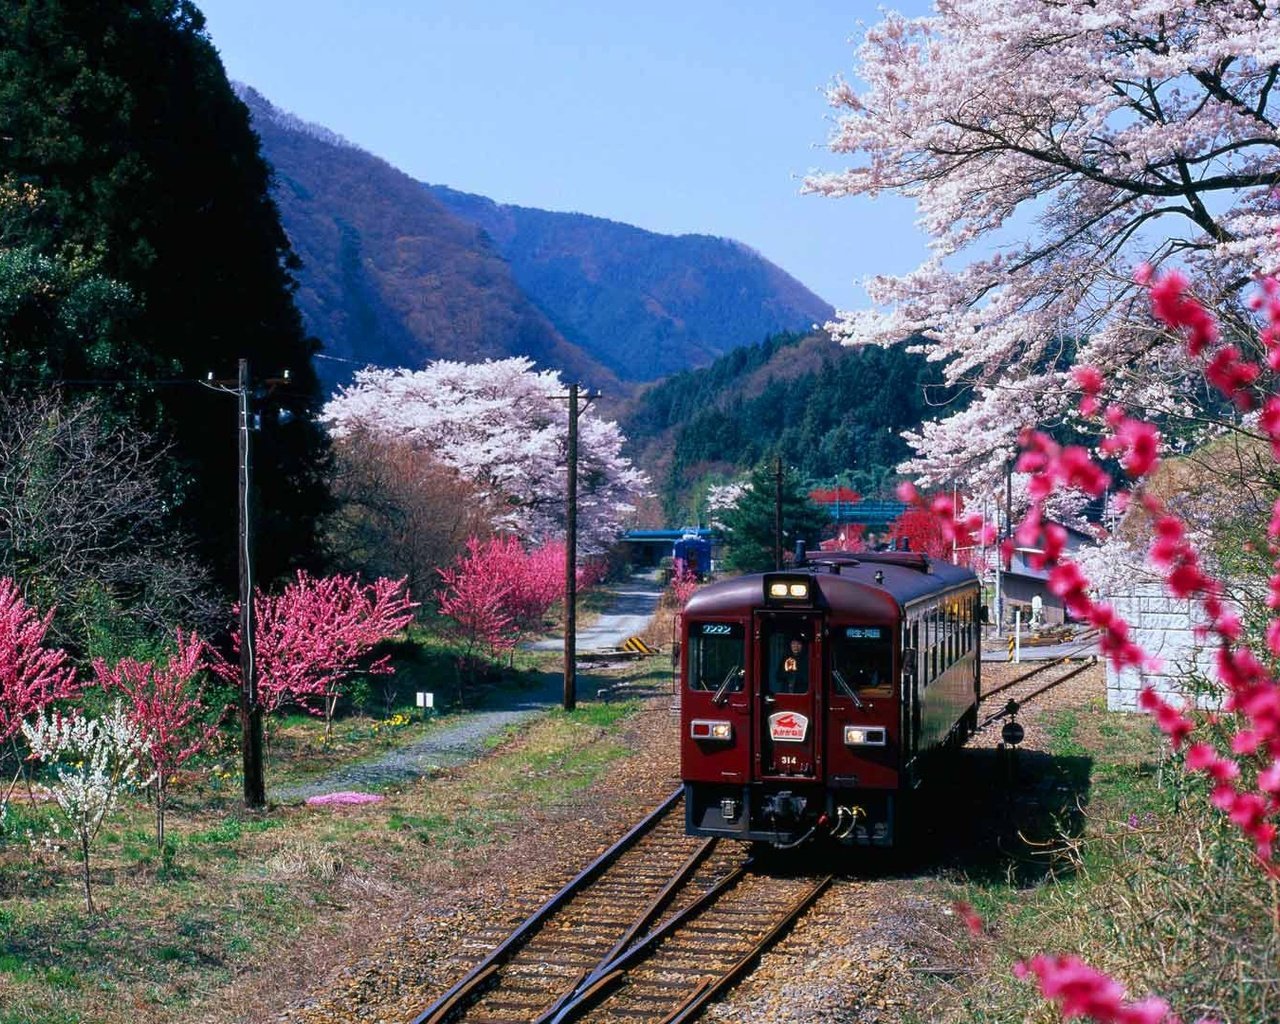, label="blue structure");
[816,499,907,528]
[621,528,716,571]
